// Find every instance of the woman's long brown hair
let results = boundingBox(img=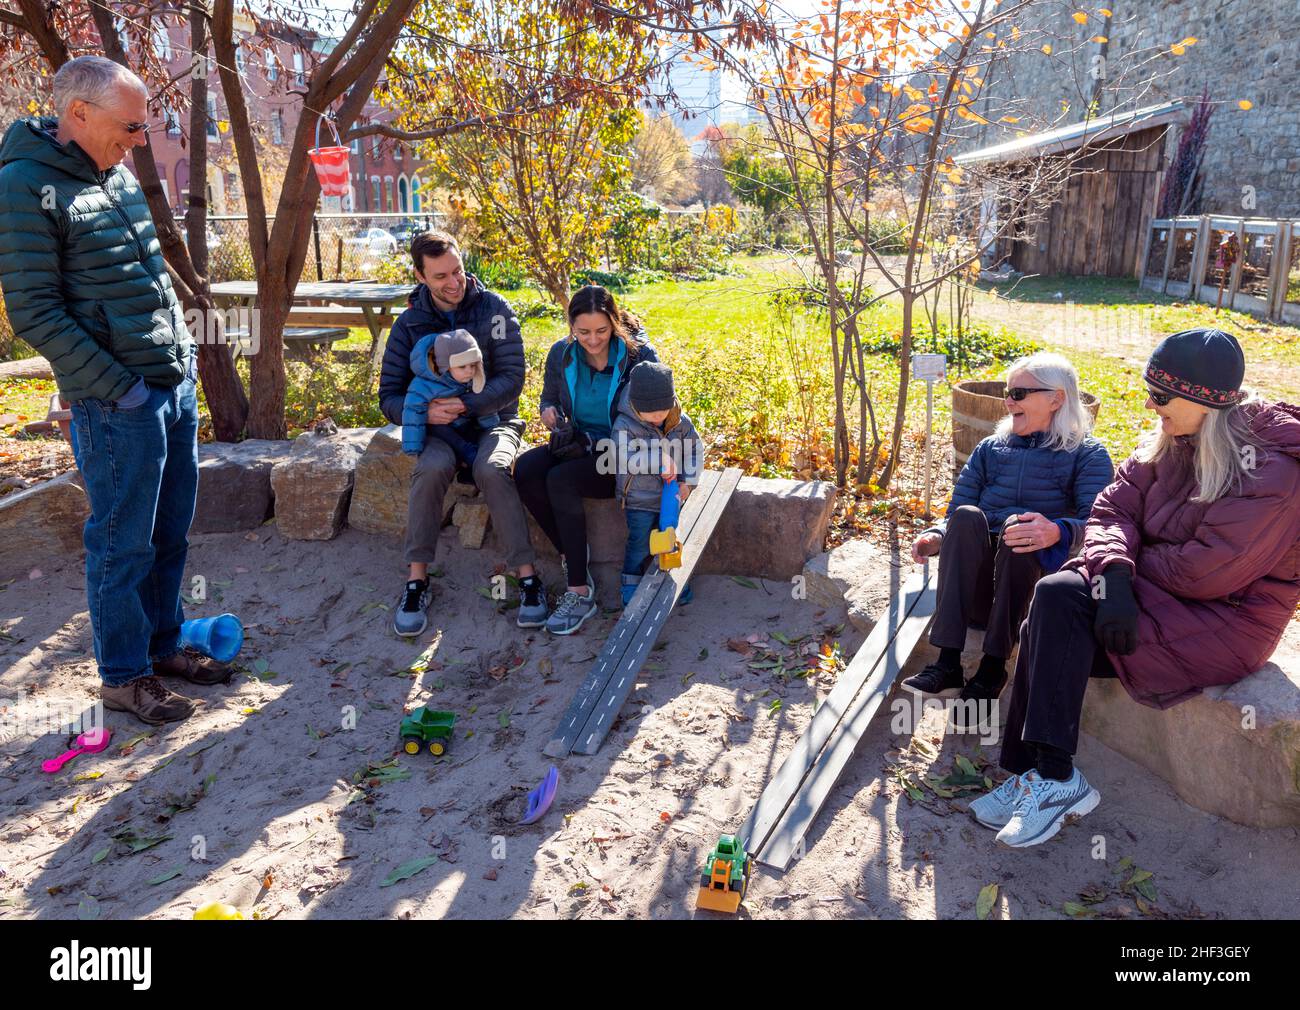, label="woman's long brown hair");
[567,285,643,360]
